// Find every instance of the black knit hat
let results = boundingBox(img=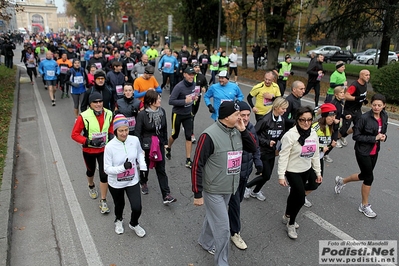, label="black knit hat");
[219,101,239,119]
